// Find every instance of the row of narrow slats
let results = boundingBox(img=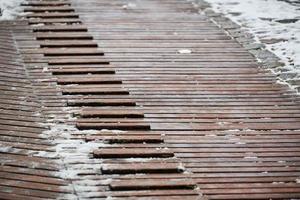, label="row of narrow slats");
[22,0,203,199]
[0,25,71,200]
